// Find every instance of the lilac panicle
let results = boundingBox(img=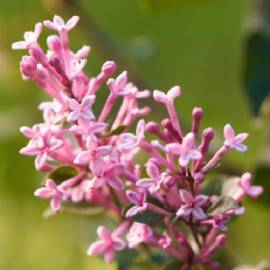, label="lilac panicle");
[15,15,263,269]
